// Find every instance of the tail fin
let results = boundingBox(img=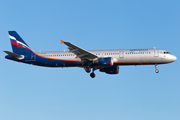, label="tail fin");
[8,31,33,54]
